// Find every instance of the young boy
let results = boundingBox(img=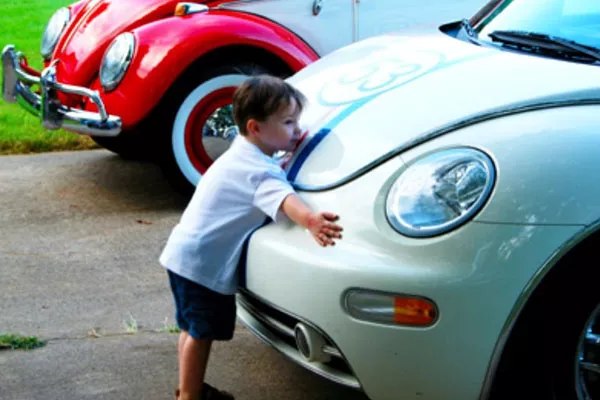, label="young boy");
[159,74,343,400]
